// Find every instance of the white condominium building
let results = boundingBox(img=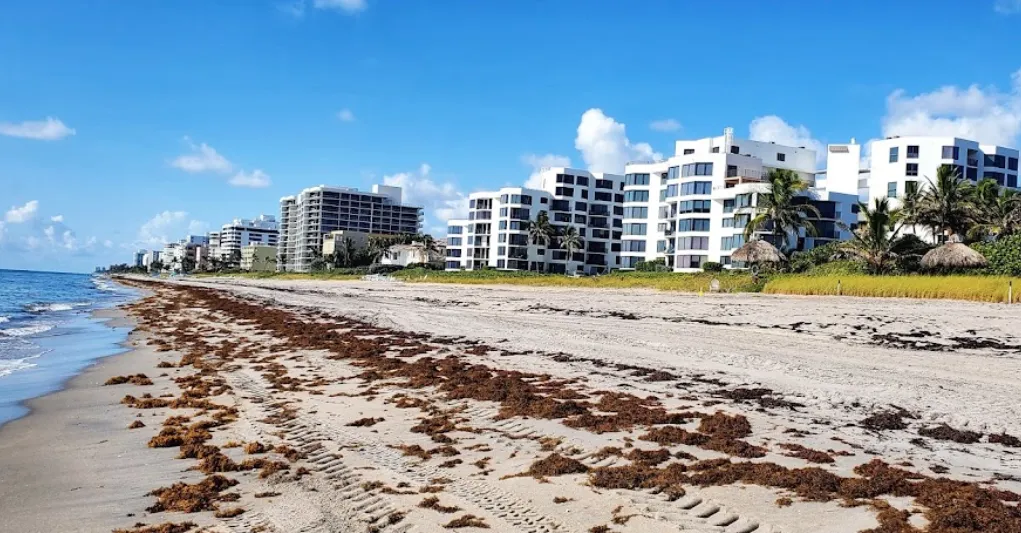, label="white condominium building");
[867,136,1019,218]
[278,184,423,272]
[618,128,860,271]
[445,168,625,274]
[215,214,279,261]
